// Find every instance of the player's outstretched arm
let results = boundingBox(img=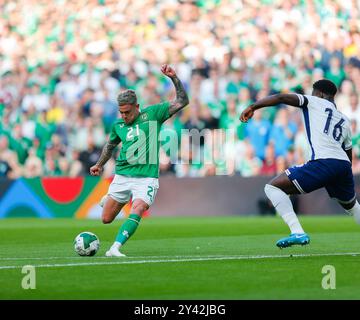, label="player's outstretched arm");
[90,141,118,176]
[161,64,189,116]
[240,93,301,123]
